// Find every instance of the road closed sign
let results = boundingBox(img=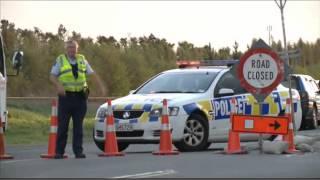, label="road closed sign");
[244,54,277,88]
[238,48,284,96]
